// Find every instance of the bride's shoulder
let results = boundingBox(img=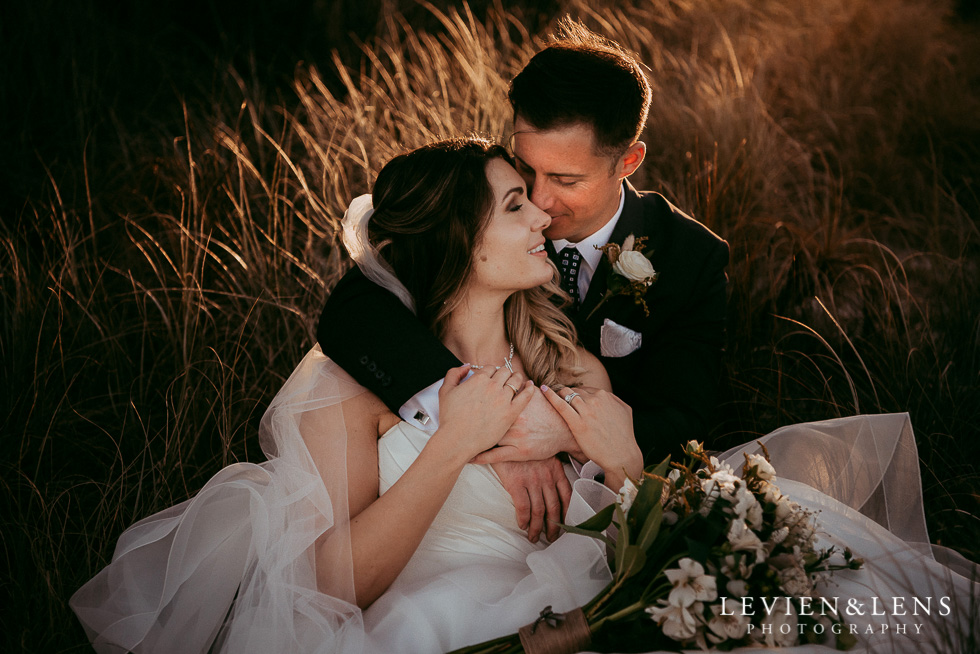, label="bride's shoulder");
[341,389,400,438]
